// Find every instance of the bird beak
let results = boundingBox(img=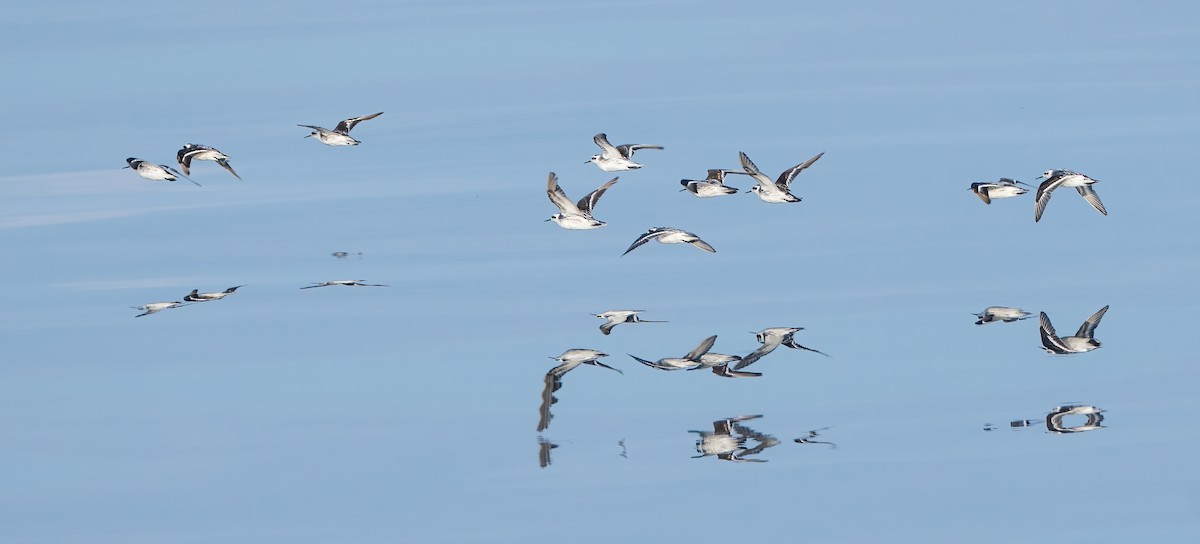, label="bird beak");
[743,189,752,194]
[304,134,312,138]
[122,165,130,169]
[583,160,591,164]
[543,218,551,222]
[679,188,687,192]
